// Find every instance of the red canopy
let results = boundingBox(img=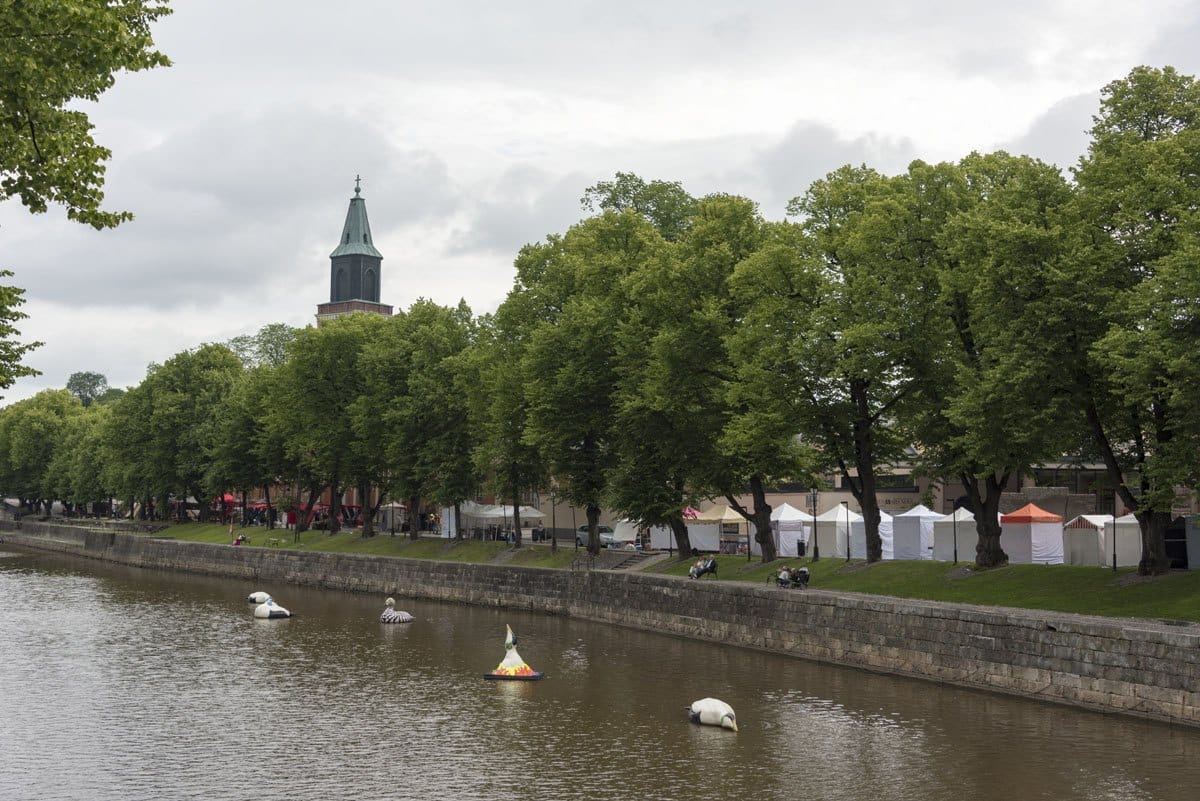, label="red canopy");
[1000,503,1063,524]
